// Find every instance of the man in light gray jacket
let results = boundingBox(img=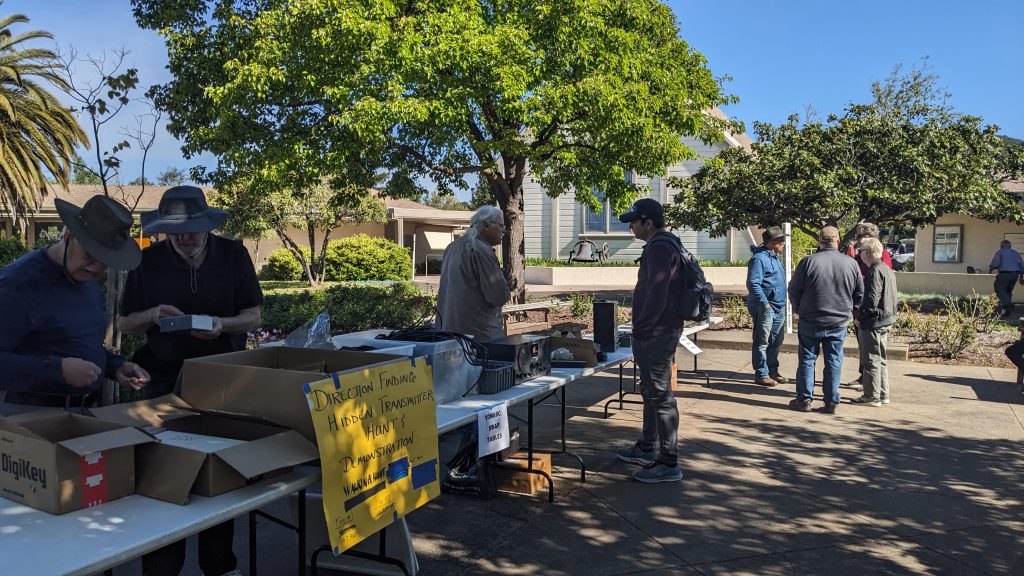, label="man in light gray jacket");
[852,238,898,406]
[788,226,863,414]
